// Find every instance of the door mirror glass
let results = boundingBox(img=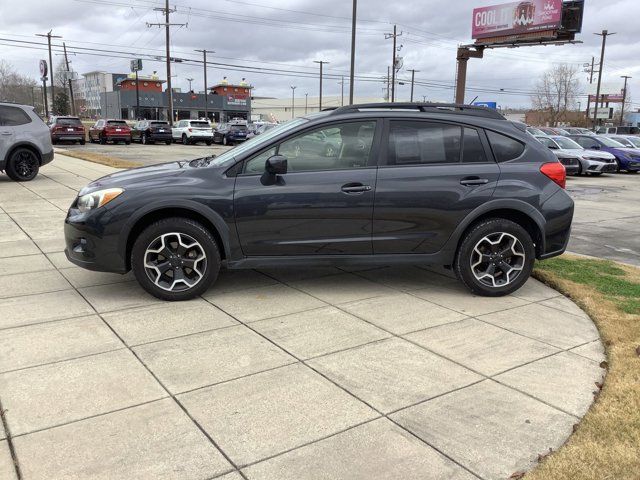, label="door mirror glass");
[265,155,288,175]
